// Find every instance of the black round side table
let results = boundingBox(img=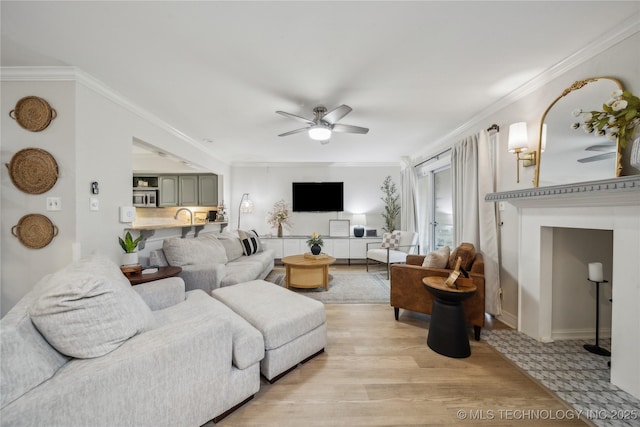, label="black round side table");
[423,276,477,358]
